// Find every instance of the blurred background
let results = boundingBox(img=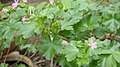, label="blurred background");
[0,0,47,5]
